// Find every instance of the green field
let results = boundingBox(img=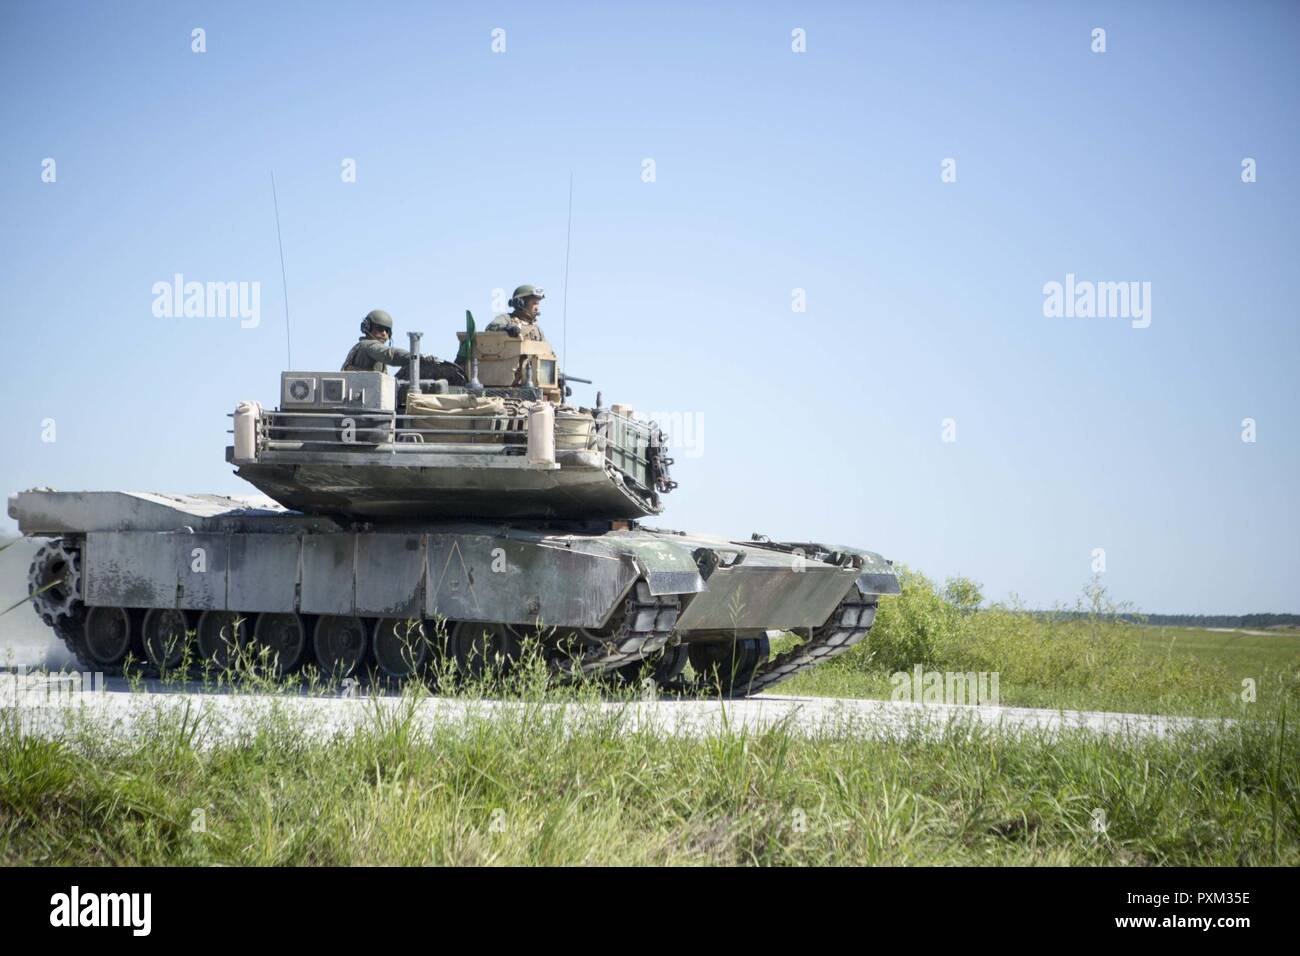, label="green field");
[782,623,1300,717]
[1135,626,1300,681]
[780,574,1300,720]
